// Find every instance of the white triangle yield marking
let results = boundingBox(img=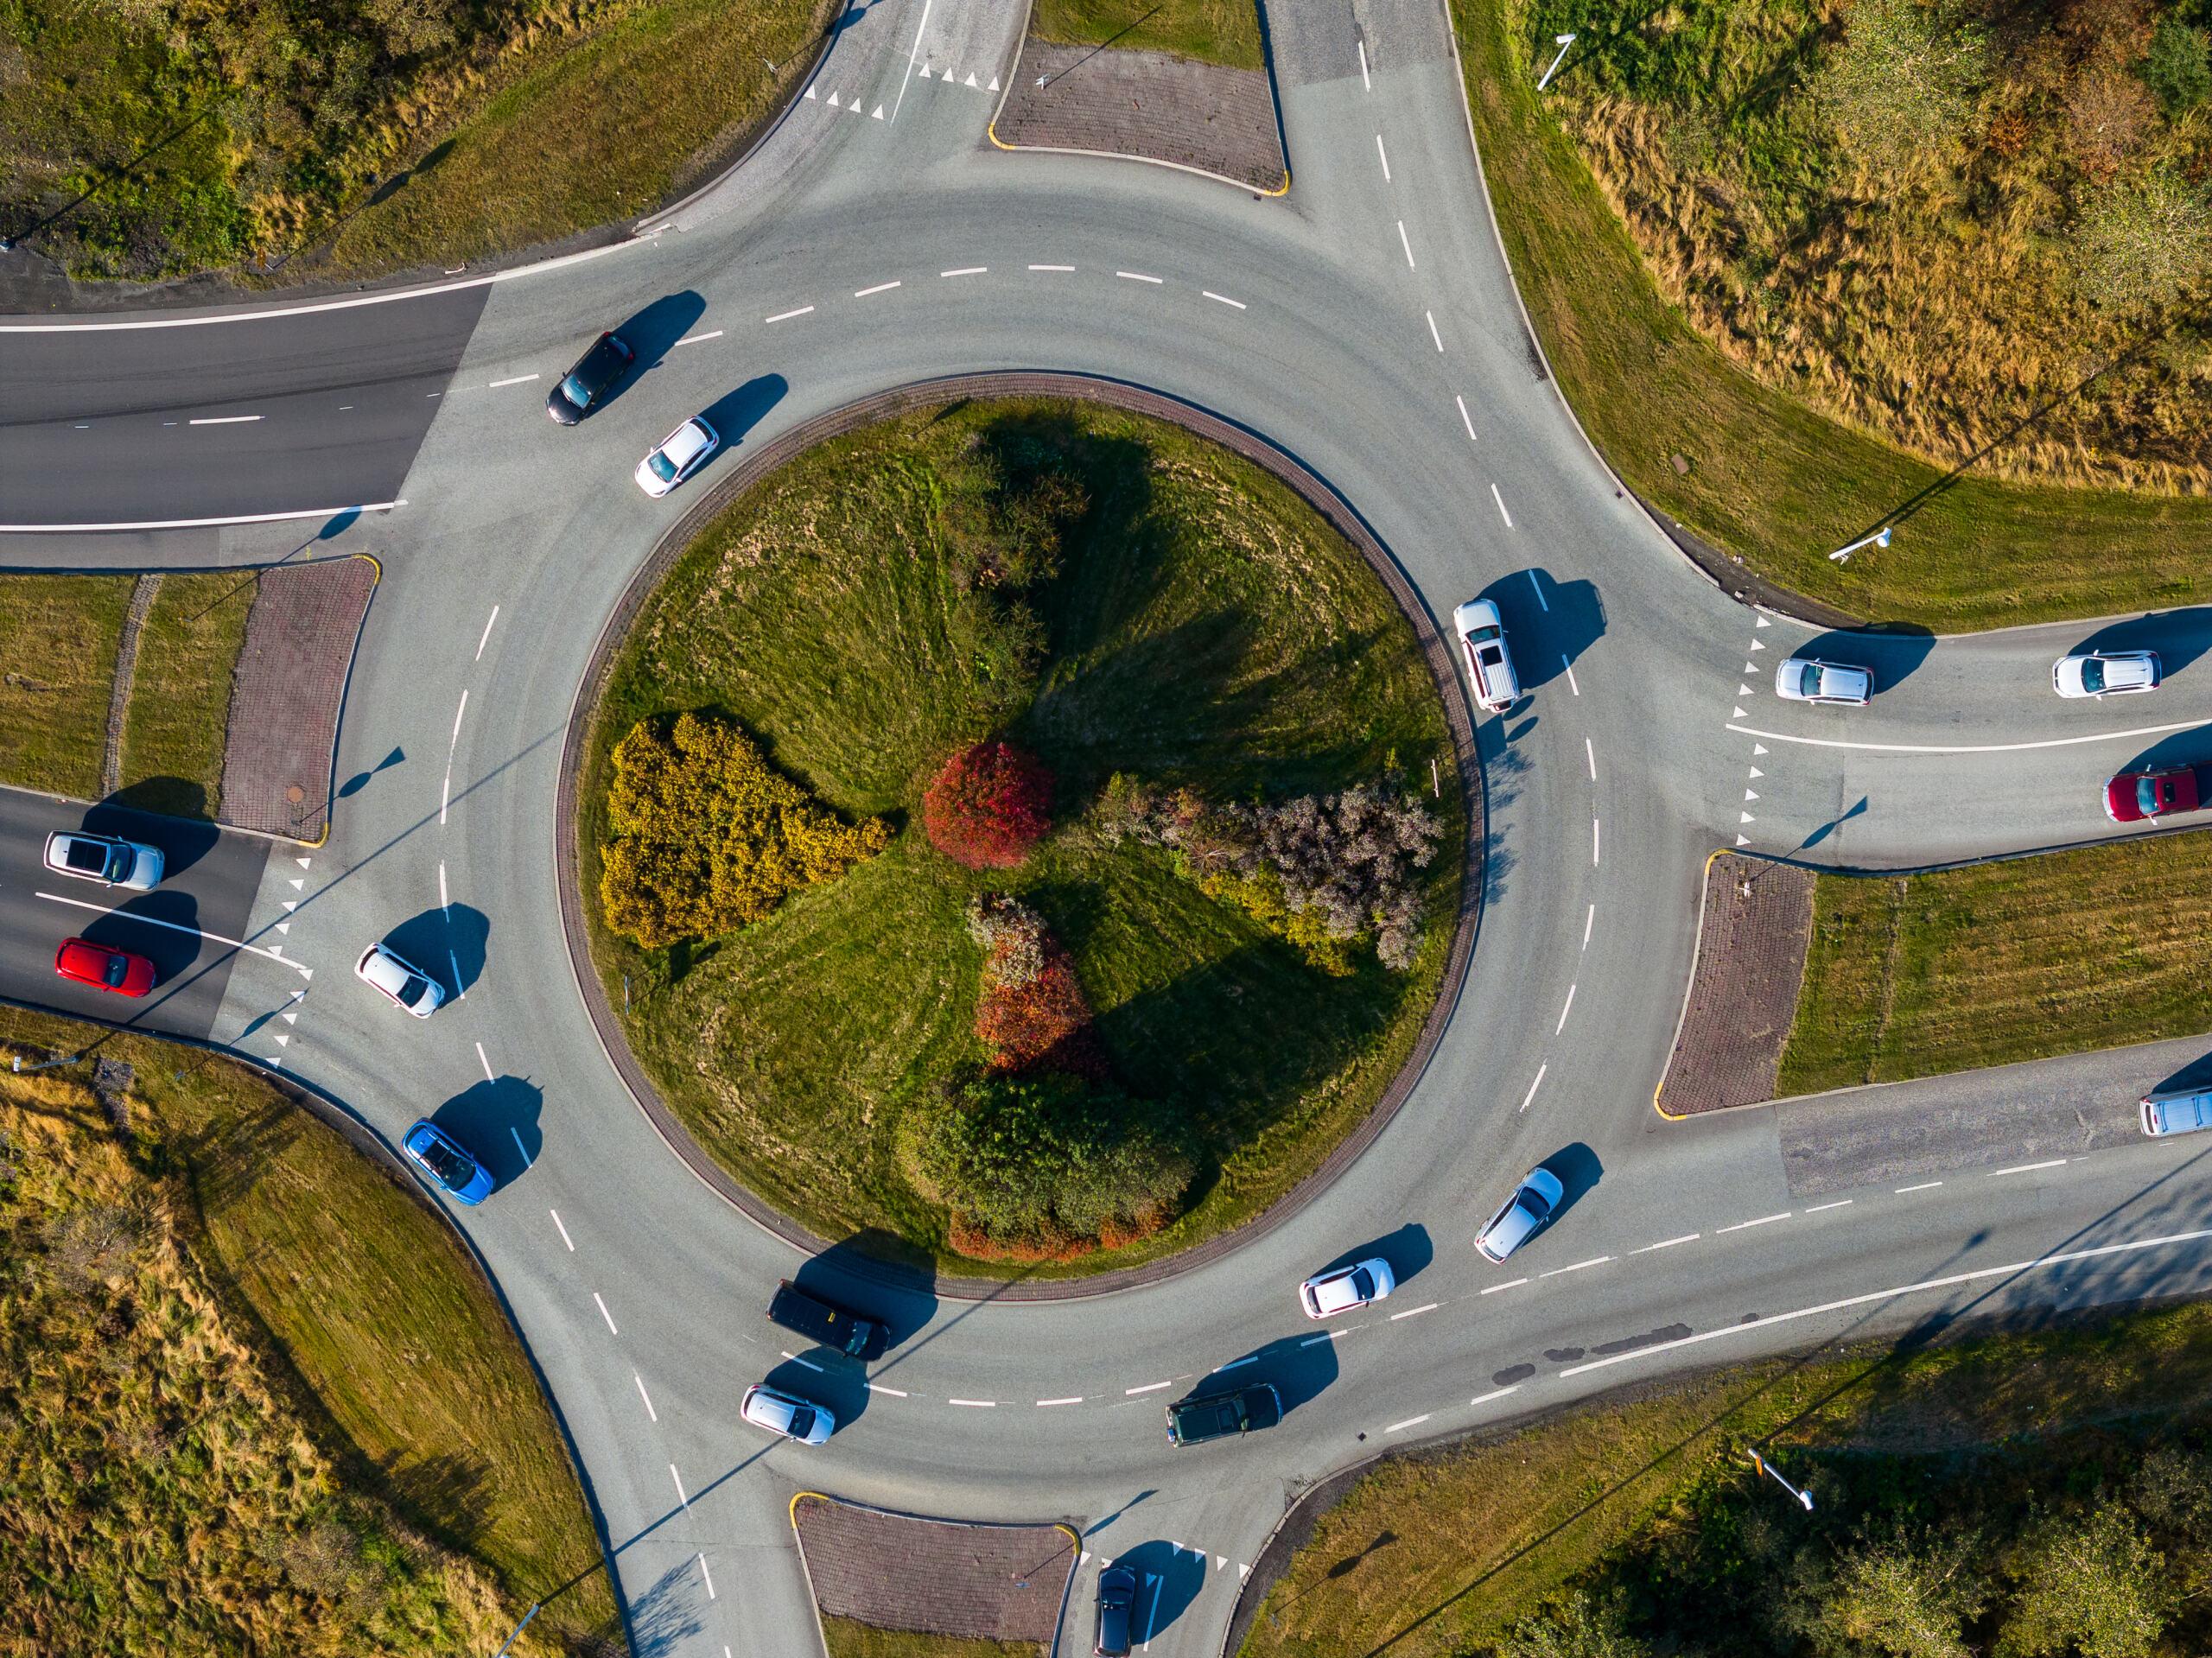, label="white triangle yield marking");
[1216,1555,1227,1571]
[1754,615,1771,628]
[804,83,817,98]
[1239,1564,1251,1581]
[1750,638,1766,651]
[1748,766,1764,778]
[266,1055,283,1067]
[288,878,303,890]
[1745,790,1759,802]
[281,1011,298,1025]
[965,71,979,86]
[1733,707,1749,719]
[872,104,886,118]
[282,899,296,912]
[1738,683,1754,696]
[849,98,862,113]
[265,943,283,957]
[273,1033,289,1048]
[1744,662,1758,673]
[827,91,841,106]
[988,75,1001,90]
[1740,811,1756,824]
[275,922,290,934]
[1078,1551,1090,1565]
[289,988,305,1001]
[918,64,932,77]
[295,856,312,868]
[298,968,313,981]
[1737,834,1751,847]
[1753,743,1769,755]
